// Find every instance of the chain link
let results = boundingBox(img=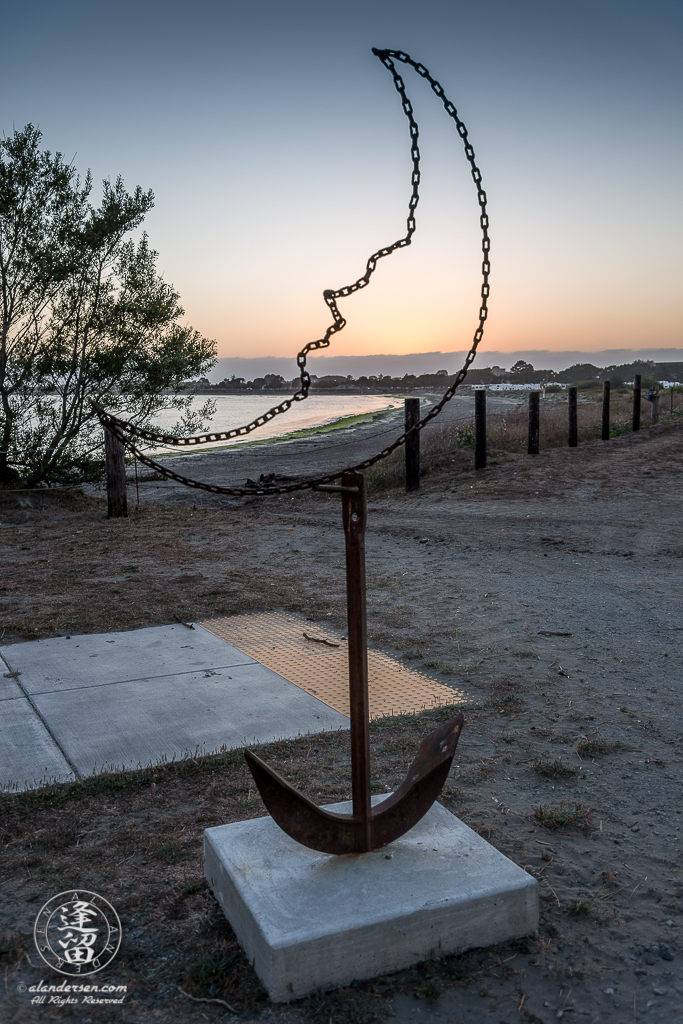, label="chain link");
[94,48,491,497]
